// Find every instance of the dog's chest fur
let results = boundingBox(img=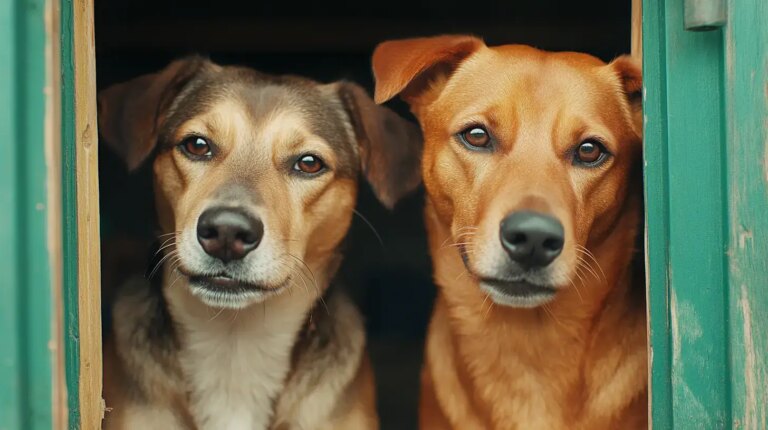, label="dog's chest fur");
[166,283,316,430]
[111,270,367,430]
